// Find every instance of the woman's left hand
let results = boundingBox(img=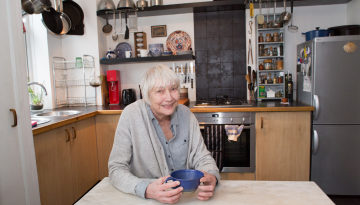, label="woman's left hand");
[196,172,217,201]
